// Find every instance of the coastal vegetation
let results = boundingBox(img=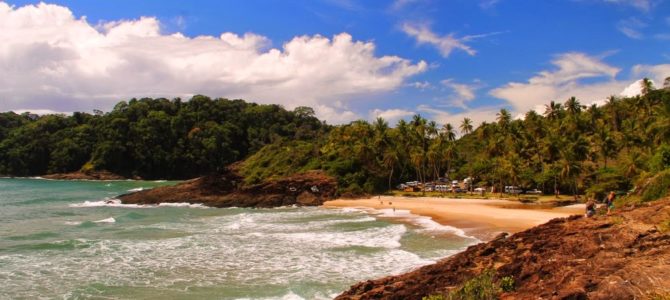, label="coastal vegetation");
[243,79,670,200]
[0,96,326,179]
[1,80,669,201]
